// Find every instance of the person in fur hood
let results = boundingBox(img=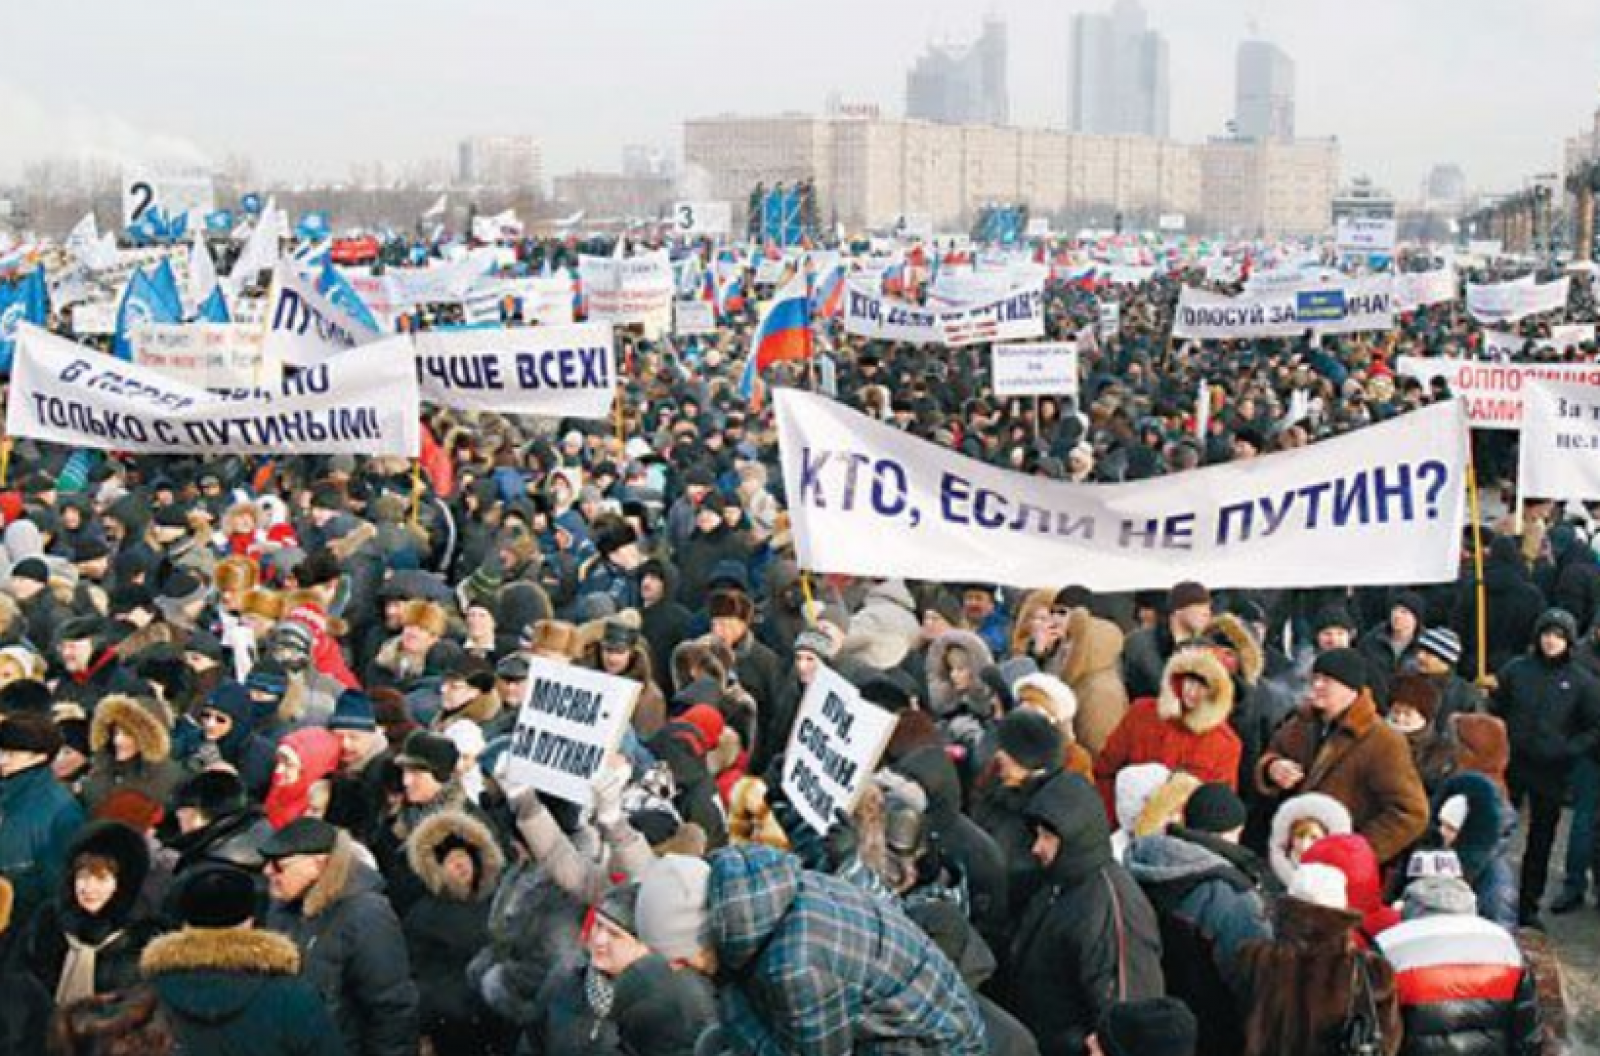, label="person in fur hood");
[402,809,513,1056]
[16,820,162,1006]
[142,864,344,1056]
[1266,791,1354,891]
[80,694,183,814]
[1094,646,1244,820]
[1198,613,1272,799]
